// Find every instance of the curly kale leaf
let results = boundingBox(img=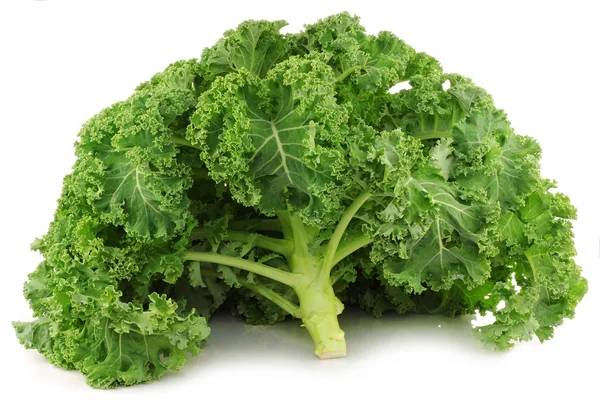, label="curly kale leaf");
[15,12,586,388]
